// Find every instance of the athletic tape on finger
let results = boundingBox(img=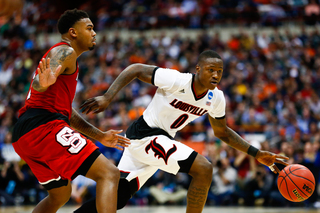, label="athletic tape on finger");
[269,164,275,172]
